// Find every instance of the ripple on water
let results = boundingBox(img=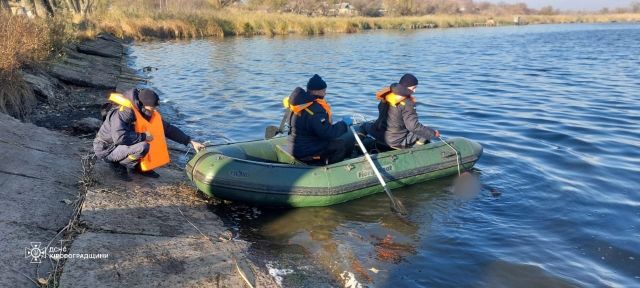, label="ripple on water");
[132,24,640,287]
